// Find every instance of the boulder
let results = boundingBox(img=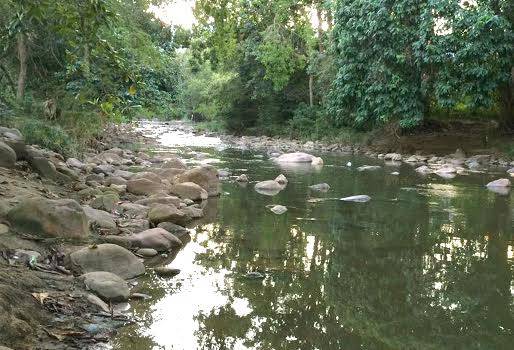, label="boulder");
[132,171,163,184]
[7,198,89,239]
[128,228,182,252]
[65,244,145,279]
[105,176,127,186]
[113,169,134,180]
[255,180,283,191]
[119,202,149,219]
[66,158,86,170]
[276,152,317,163]
[118,218,150,234]
[137,248,158,257]
[174,165,220,196]
[148,204,186,225]
[93,164,115,175]
[81,271,129,302]
[415,165,432,175]
[486,178,511,188]
[157,222,190,242]
[83,205,116,230]
[90,193,119,212]
[151,168,185,181]
[169,182,208,201]
[127,178,166,196]
[181,205,203,220]
[0,127,26,160]
[0,141,17,168]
